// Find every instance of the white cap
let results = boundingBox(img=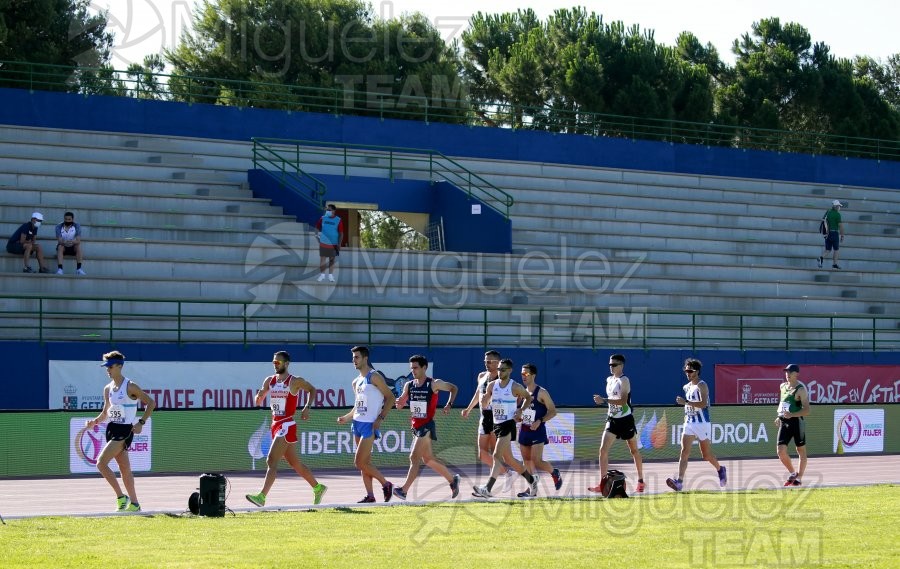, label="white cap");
[832,200,842,207]
[31,212,43,221]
